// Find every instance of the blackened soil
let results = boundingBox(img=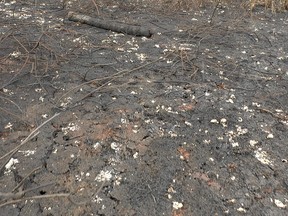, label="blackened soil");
[0,1,288,215]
